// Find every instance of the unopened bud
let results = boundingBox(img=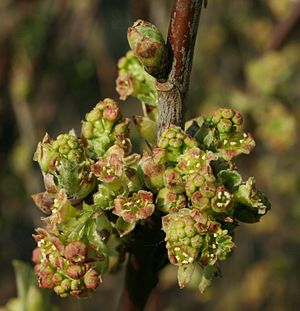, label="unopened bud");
[64,241,88,263]
[128,20,167,78]
[84,269,101,290]
[66,264,86,279]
